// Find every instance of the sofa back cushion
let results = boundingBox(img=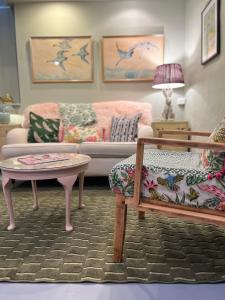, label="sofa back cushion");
[23,103,60,128]
[23,101,152,141]
[93,101,152,141]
